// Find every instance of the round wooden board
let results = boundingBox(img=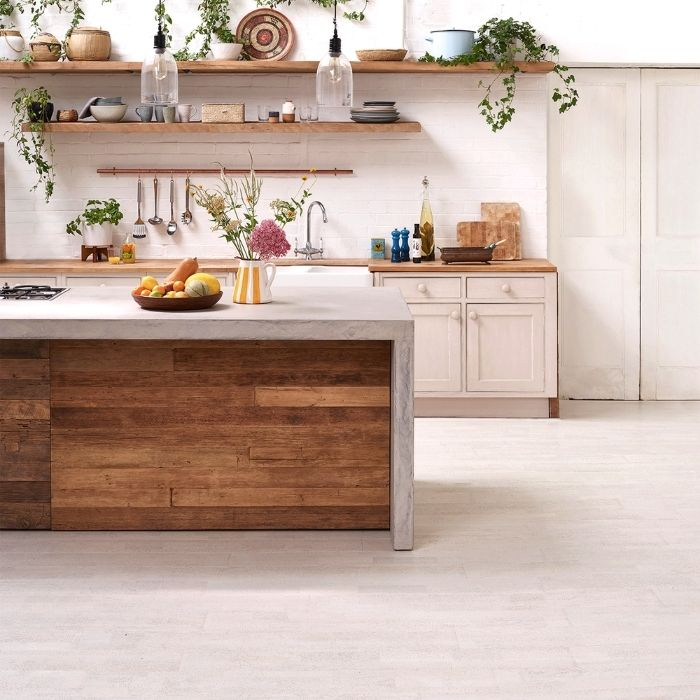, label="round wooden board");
[236,9,295,61]
[131,291,223,311]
